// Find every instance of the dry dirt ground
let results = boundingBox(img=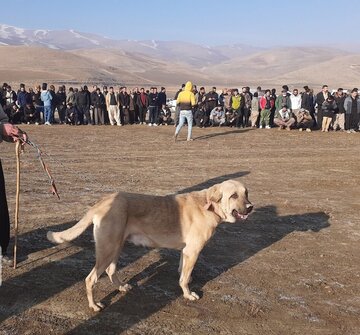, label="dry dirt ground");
[0,124,359,335]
